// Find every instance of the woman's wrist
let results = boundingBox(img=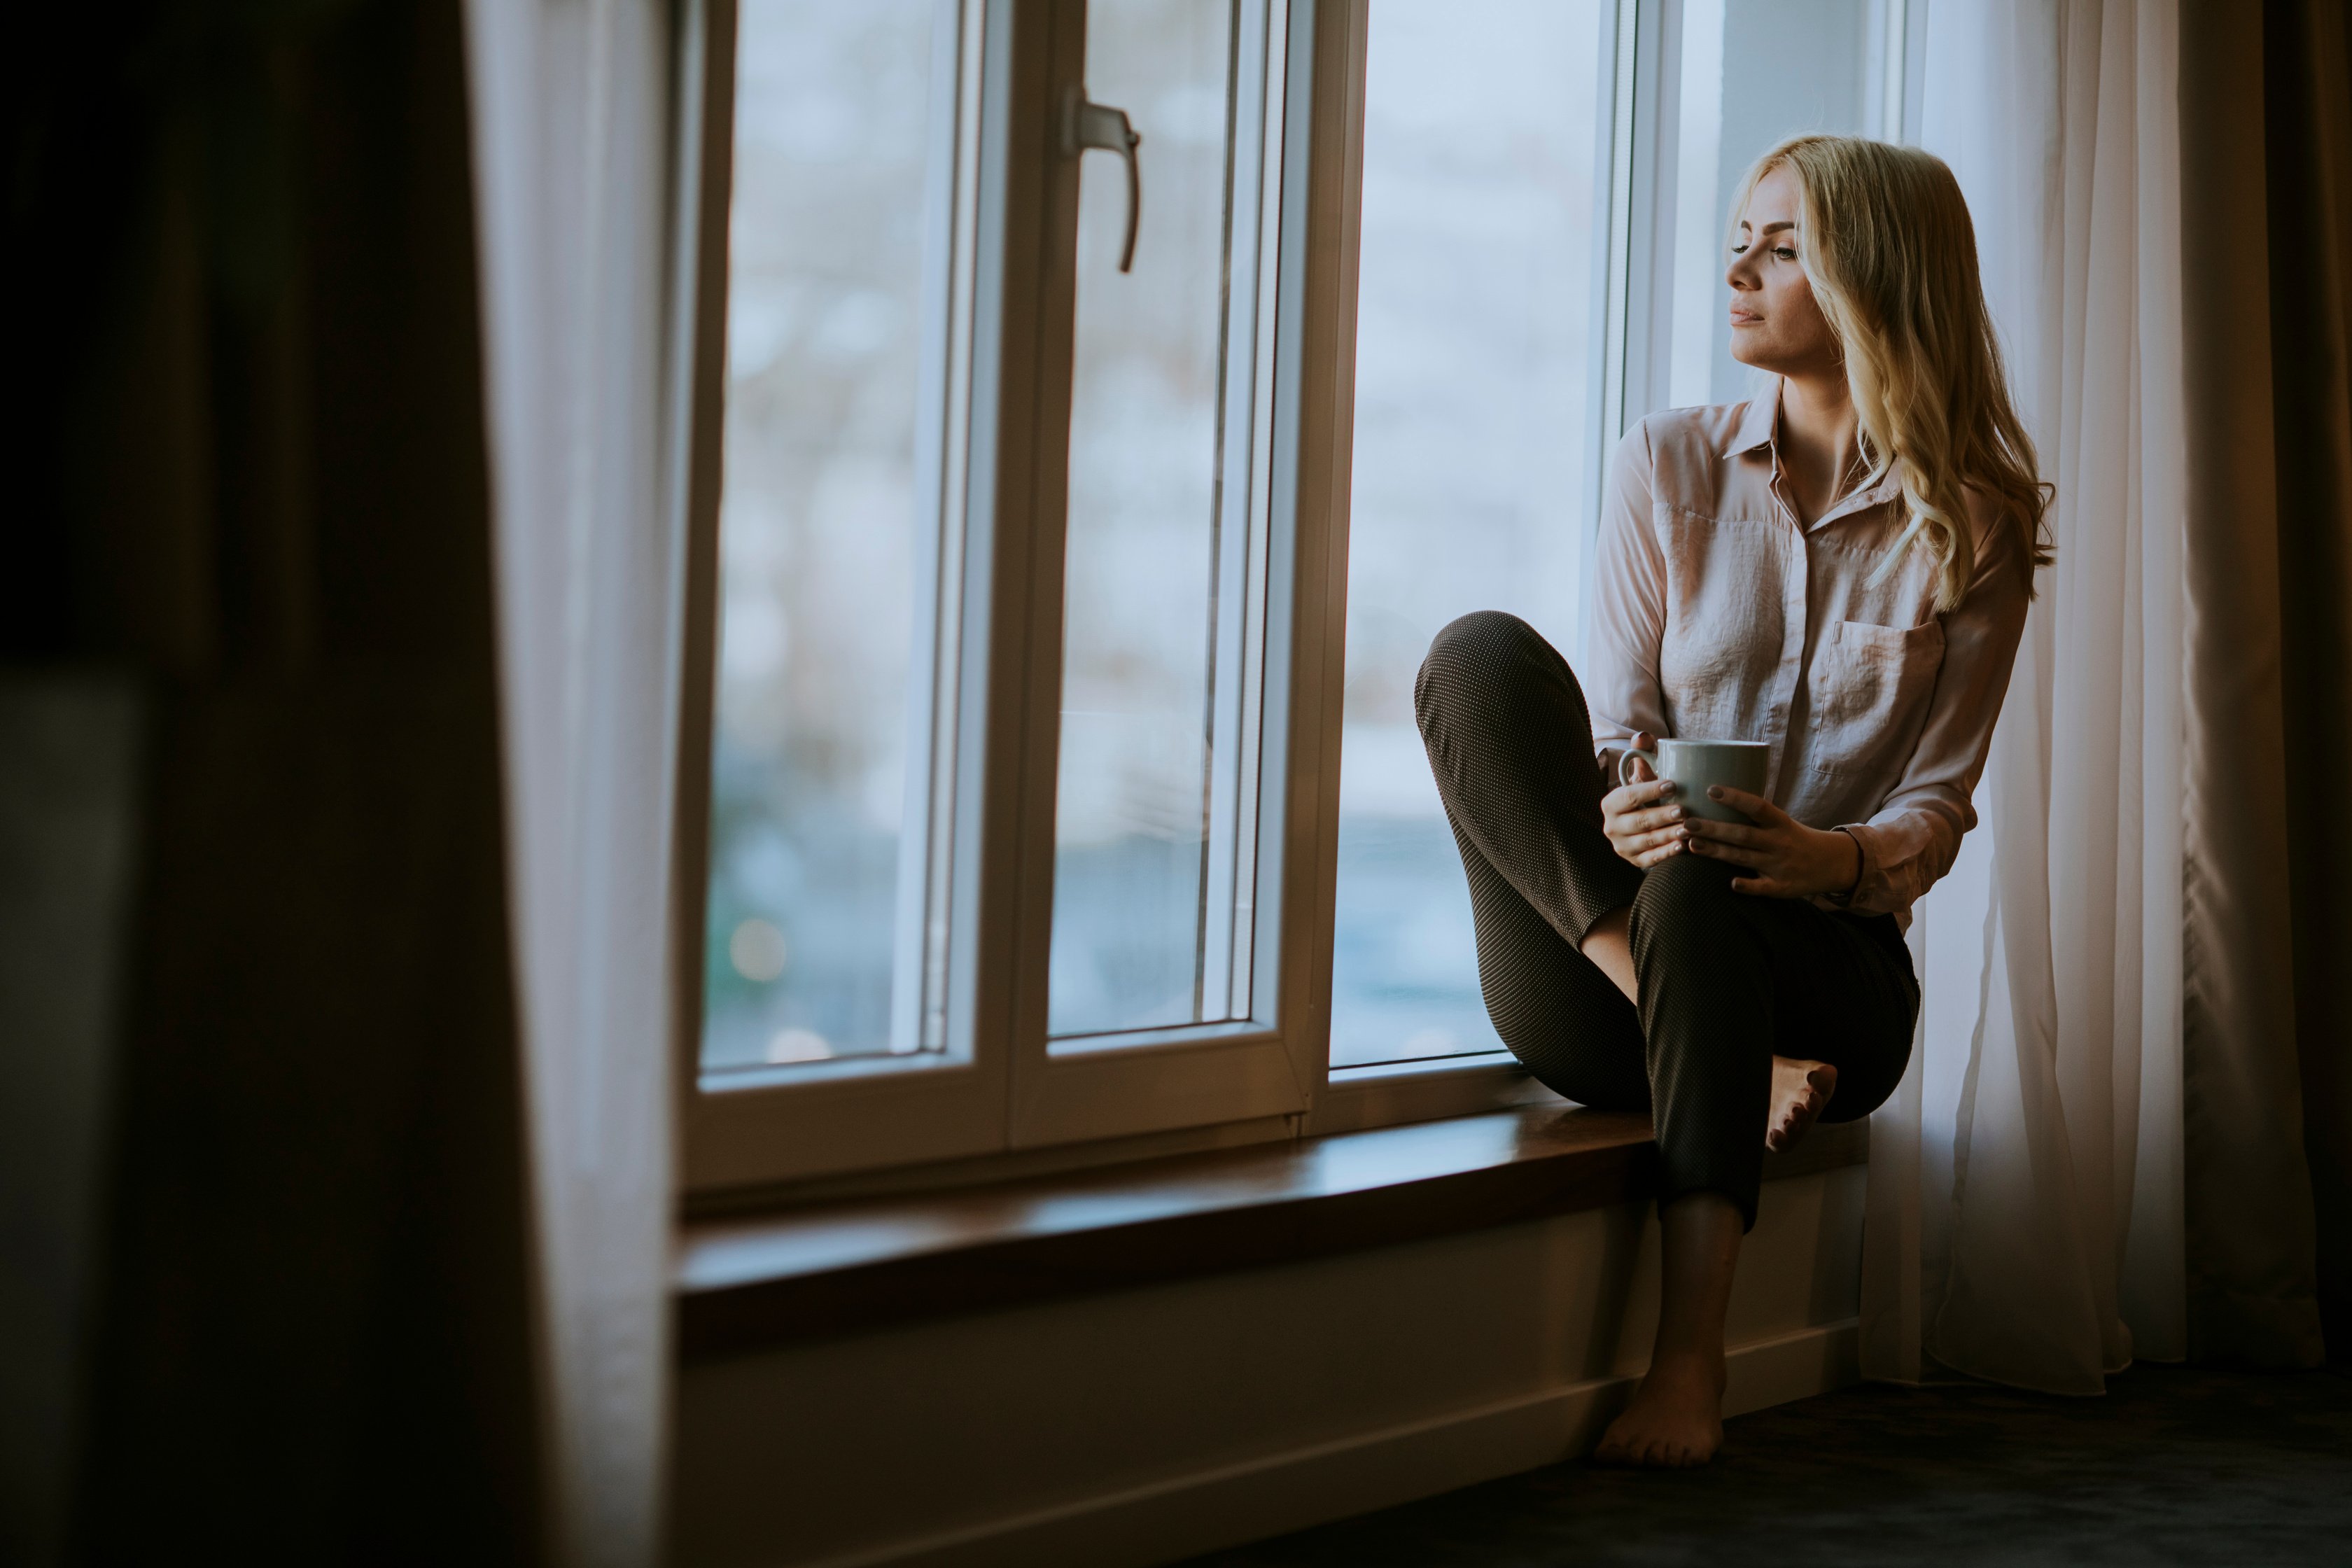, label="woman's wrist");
[1827,825,1864,902]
